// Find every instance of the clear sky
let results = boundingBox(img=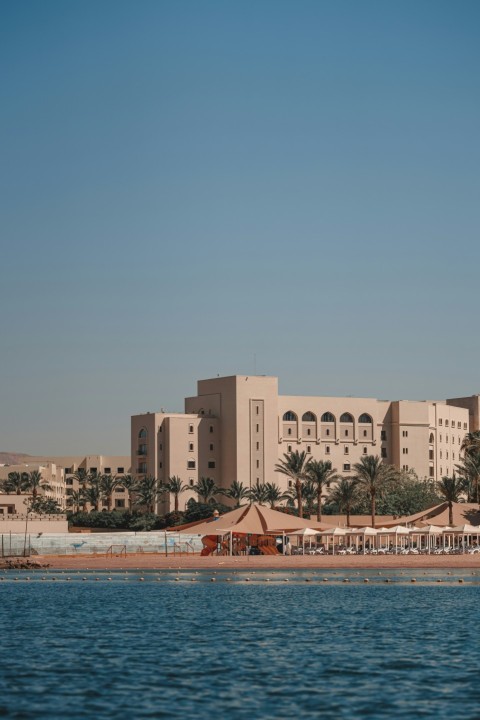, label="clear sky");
[1,0,479,455]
